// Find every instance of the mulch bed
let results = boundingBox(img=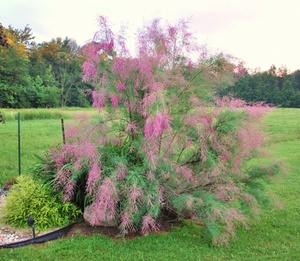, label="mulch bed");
[65,219,183,240]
